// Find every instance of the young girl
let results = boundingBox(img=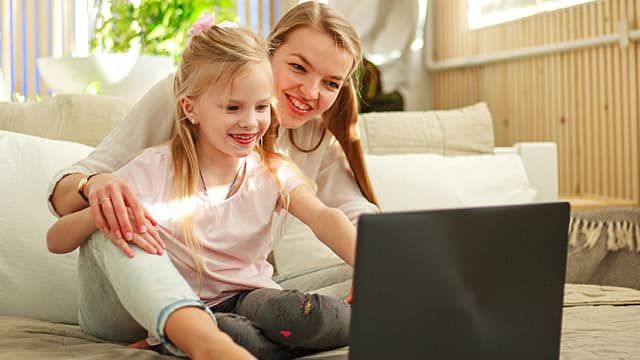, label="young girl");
[48,1,378,258]
[47,19,354,360]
